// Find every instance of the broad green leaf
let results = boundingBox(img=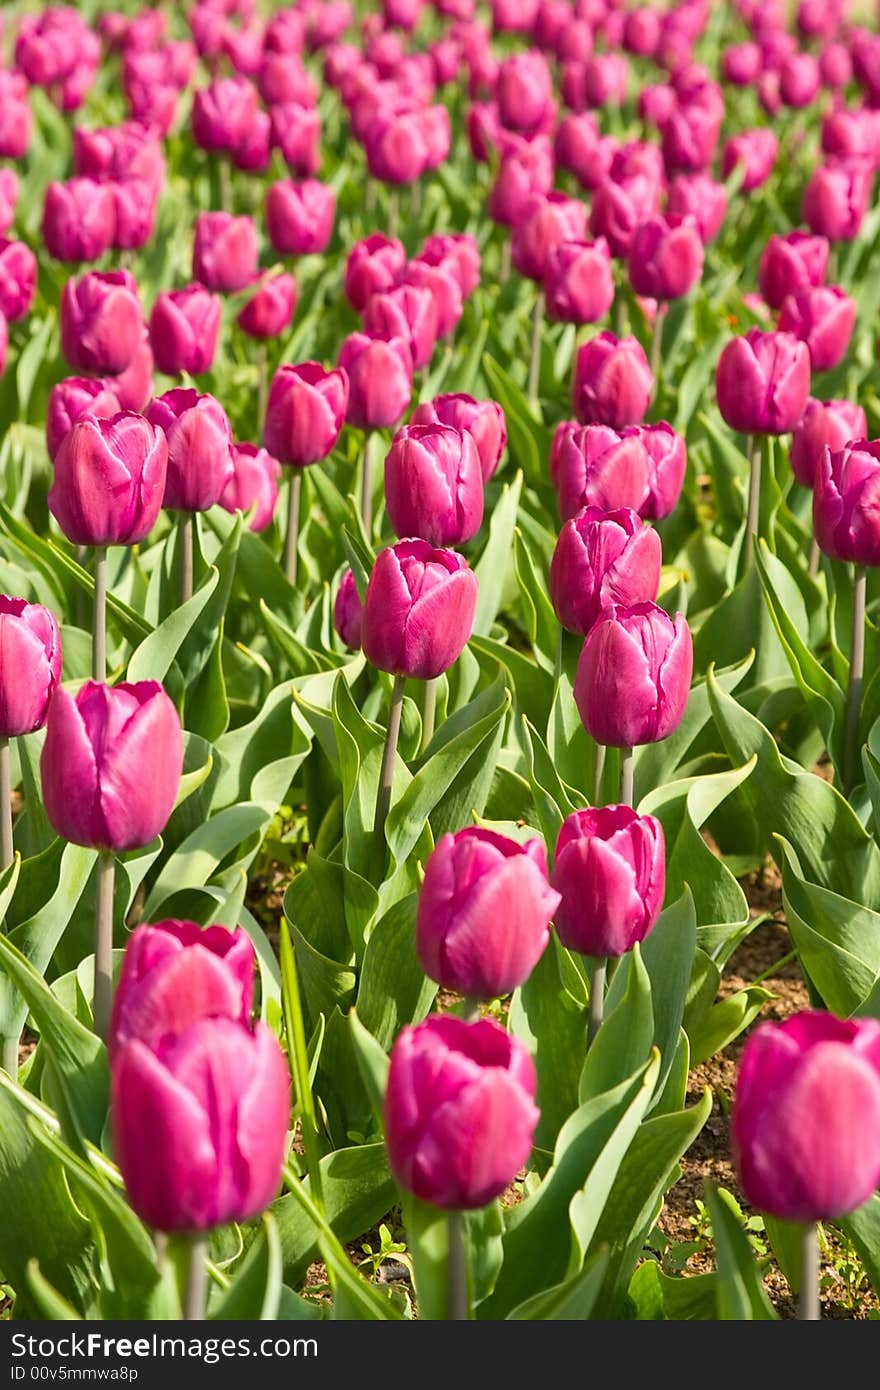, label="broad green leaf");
[506,1250,608,1320]
[472,469,523,635]
[705,1185,777,1320]
[211,1216,283,1321]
